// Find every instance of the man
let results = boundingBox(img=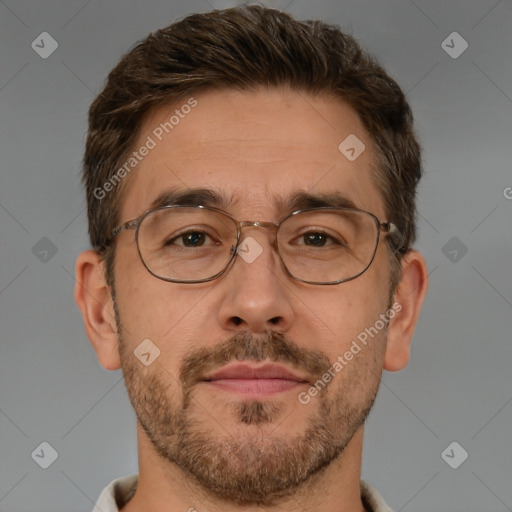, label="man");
[75,5,428,512]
